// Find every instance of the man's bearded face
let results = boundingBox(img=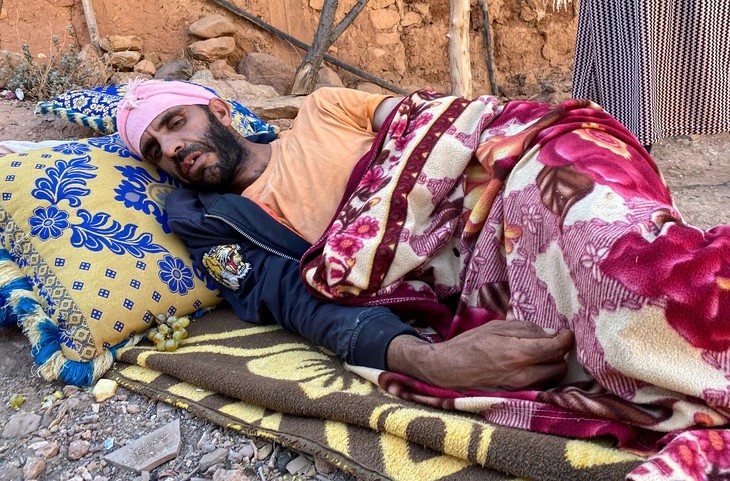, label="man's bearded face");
[171,106,249,192]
